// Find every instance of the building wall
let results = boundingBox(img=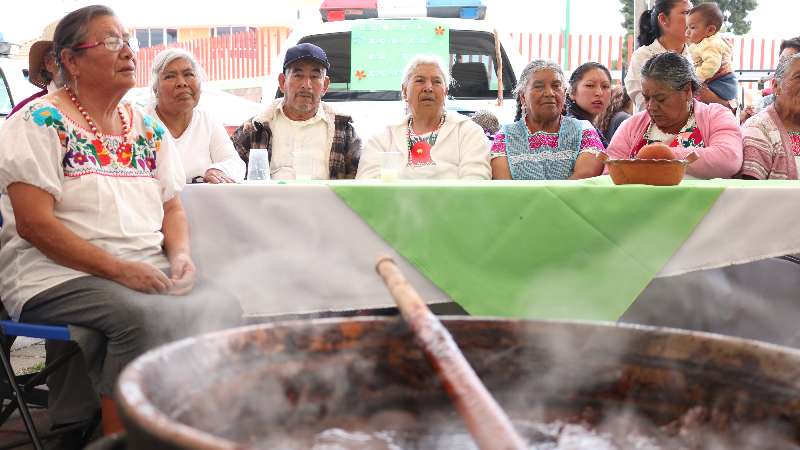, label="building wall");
[179,27,212,42]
